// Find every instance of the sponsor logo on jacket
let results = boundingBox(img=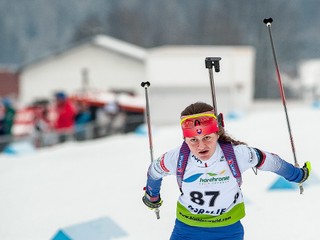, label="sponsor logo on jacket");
[183,170,230,185]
